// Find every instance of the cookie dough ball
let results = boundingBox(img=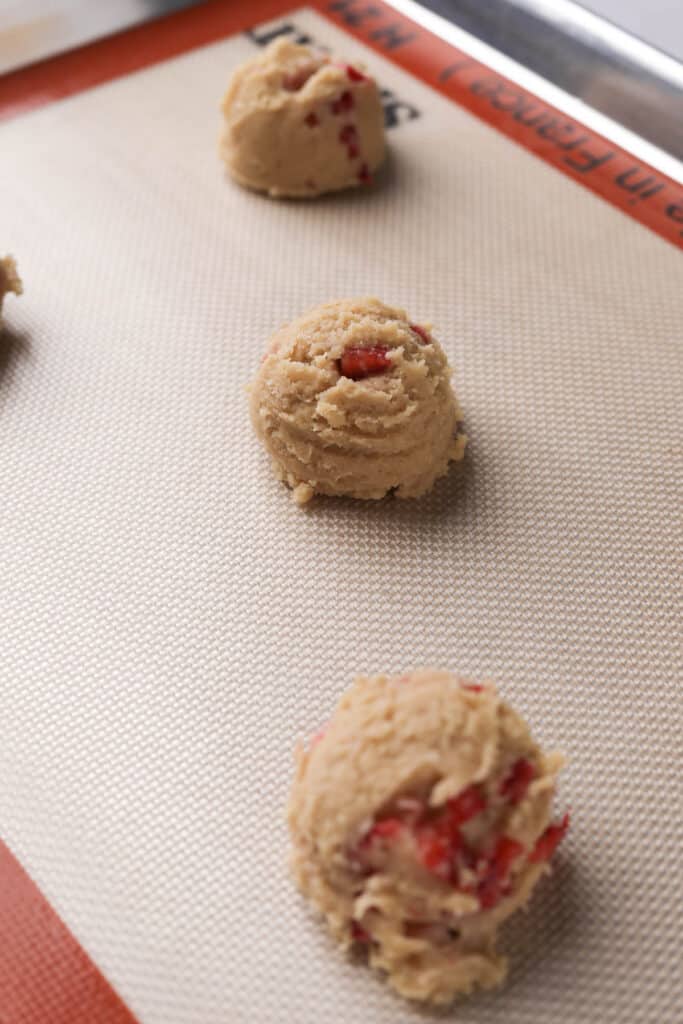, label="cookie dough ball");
[250,298,467,503]
[220,39,385,197]
[0,256,22,325]
[288,670,568,1004]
